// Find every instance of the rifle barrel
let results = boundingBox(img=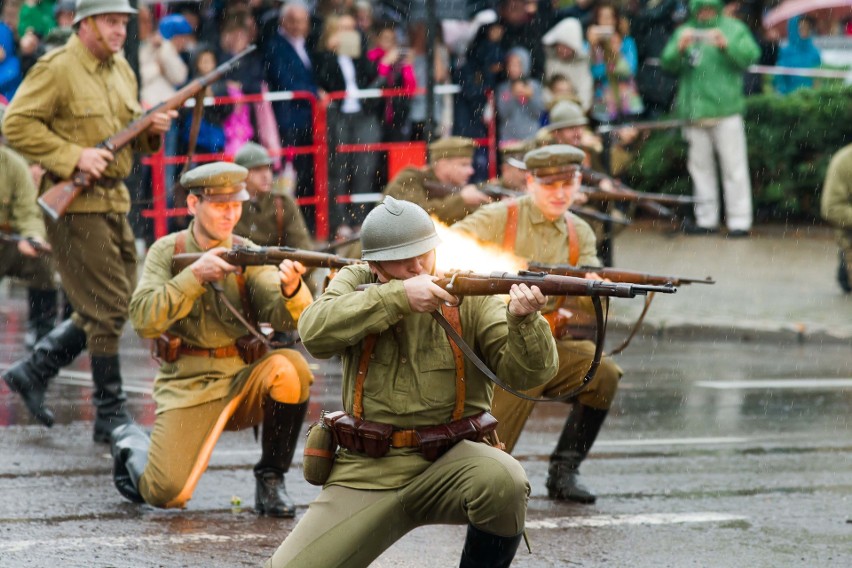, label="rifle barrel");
[527,262,715,286]
[171,245,361,273]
